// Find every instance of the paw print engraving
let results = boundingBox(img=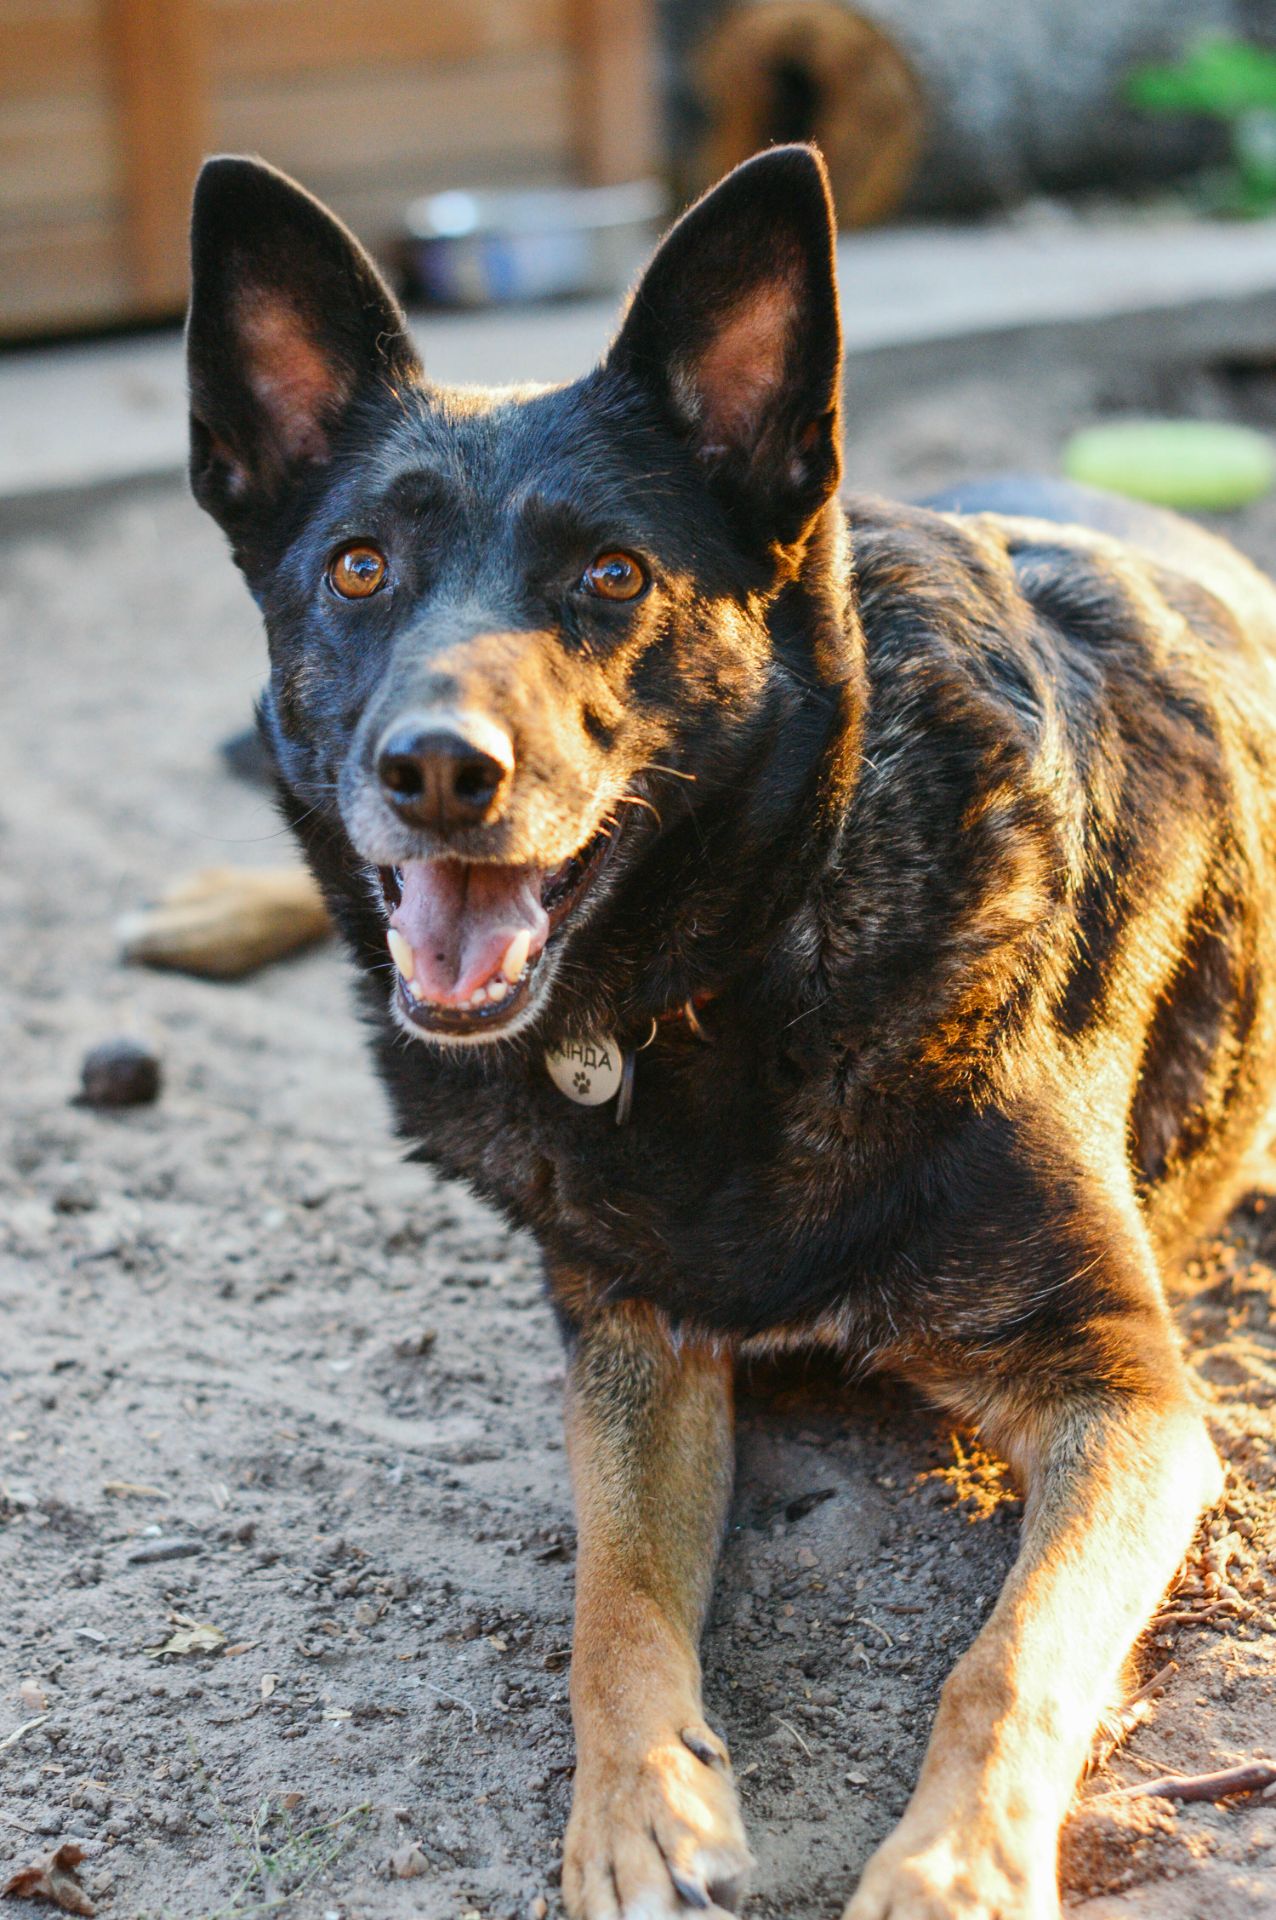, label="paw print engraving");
[573,1071,591,1095]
